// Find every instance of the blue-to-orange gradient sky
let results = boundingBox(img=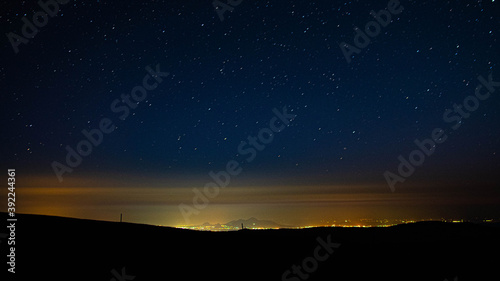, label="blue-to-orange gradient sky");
[1,0,499,227]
